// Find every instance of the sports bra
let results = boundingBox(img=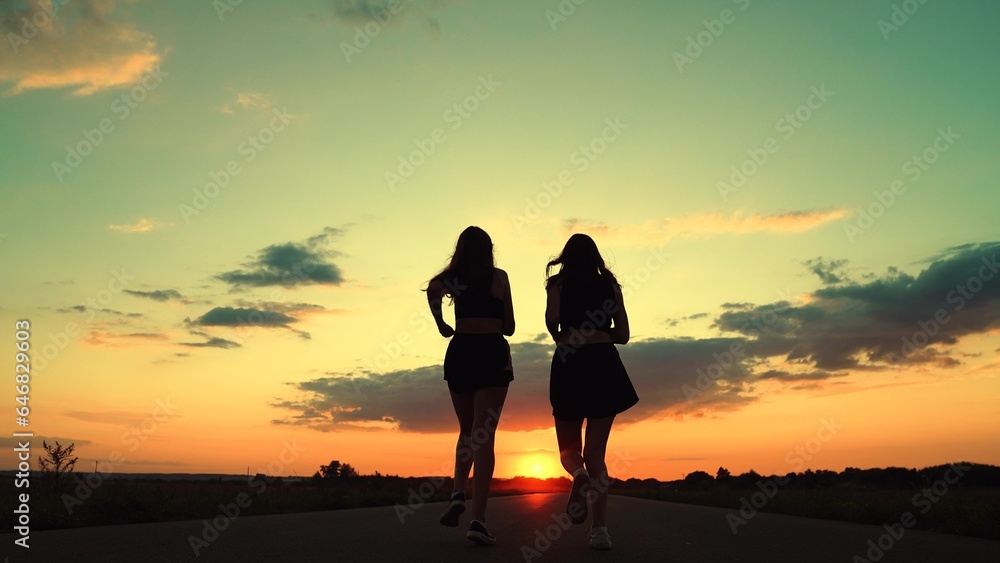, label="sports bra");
[455,291,504,319]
